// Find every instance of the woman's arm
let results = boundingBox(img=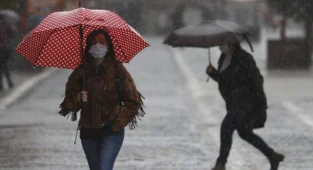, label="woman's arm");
[111,64,142,131]
[206,65,220,82]
[206,54,224,82]
[59,68,83,117]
